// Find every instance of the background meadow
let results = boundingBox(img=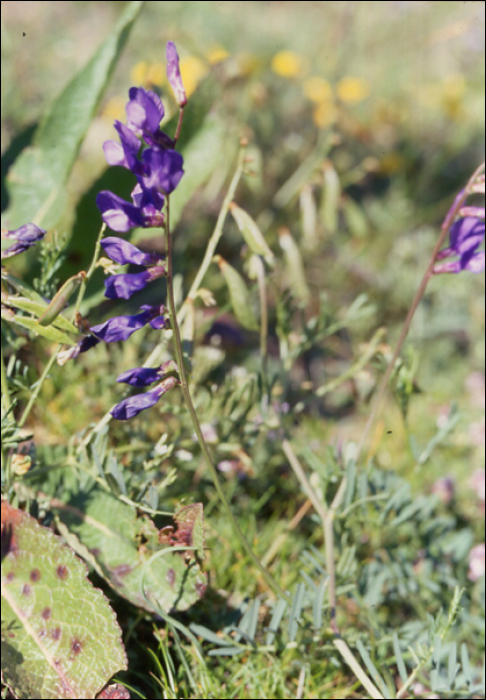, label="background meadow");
[1,2,485,698]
